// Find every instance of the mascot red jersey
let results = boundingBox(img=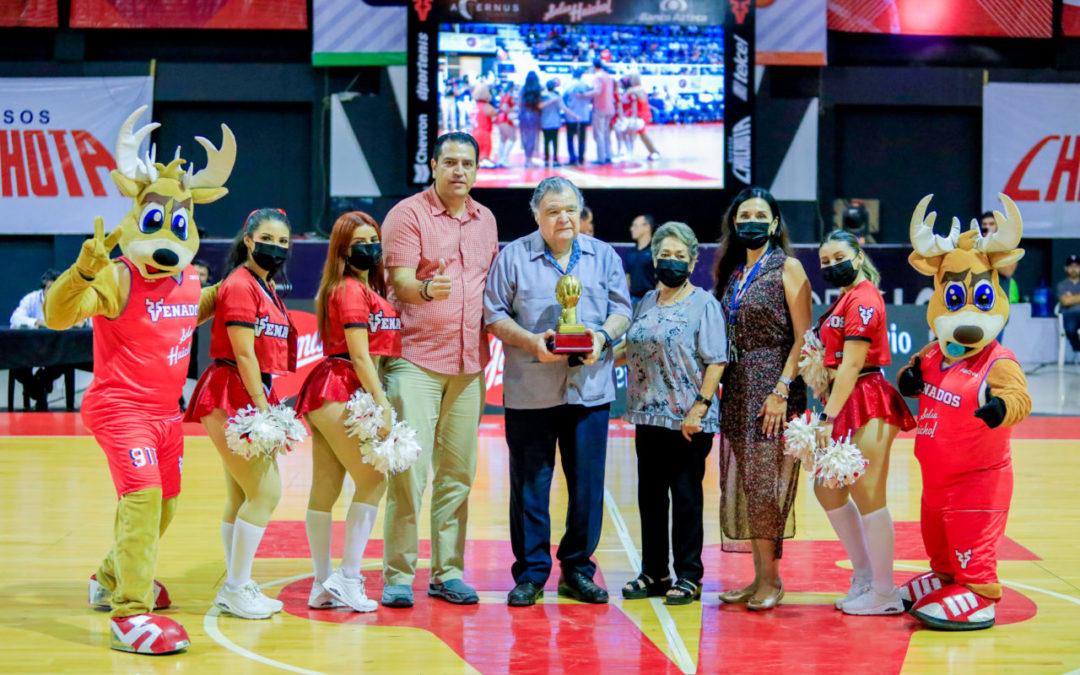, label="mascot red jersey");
[895,194,1032,631]
[44,106,235,654]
